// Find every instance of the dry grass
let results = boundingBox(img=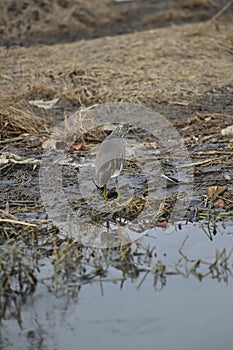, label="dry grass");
[1,0,230,45]
[0,0,112,45]
[0,2,232,139]
[0,20,233,132]
[0,96,48,137]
